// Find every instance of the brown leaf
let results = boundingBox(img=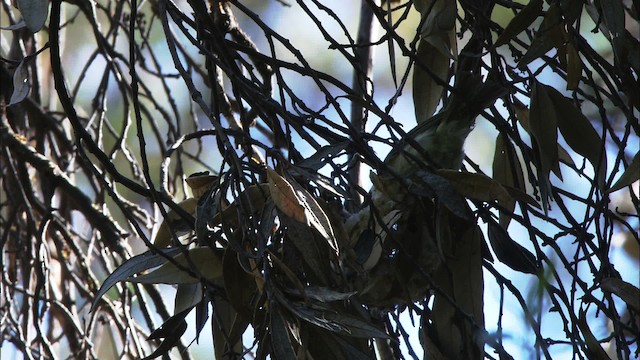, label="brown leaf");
[267,168,306,223]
